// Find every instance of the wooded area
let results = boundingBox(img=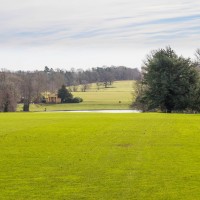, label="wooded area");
[0,66,140,112]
